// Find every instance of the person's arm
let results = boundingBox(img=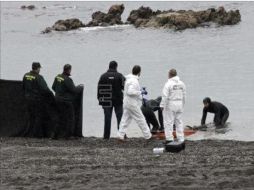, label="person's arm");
[120,74,125,90]
[22,75,26,90]
[160,83,169,109]
[213,110,221,126]
[52,78,56,92]
[38,76,51,94]
[201,108,207,125]
[158,109,164,128]
[97,76,103,101]
[126,81,141,97]
[65,77,80,94]
[182,83,186,106]
[38,76,55,104]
